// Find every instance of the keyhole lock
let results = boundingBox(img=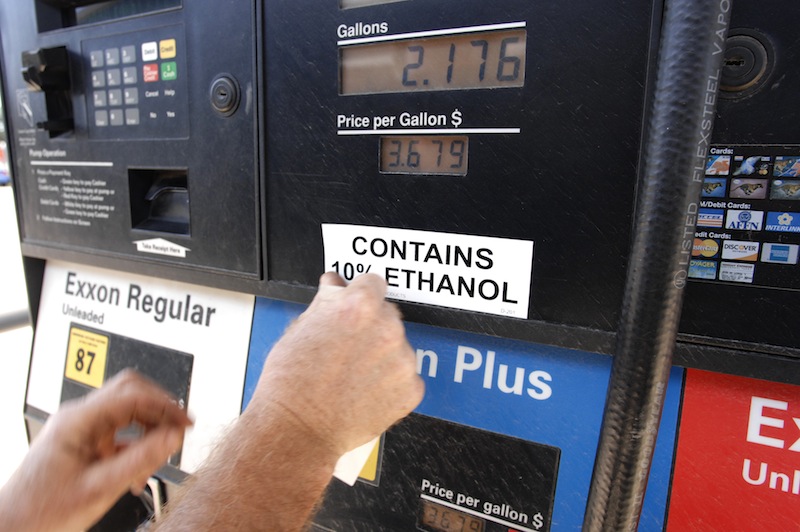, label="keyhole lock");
[209,75,240,116]
[720,32,772,98]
